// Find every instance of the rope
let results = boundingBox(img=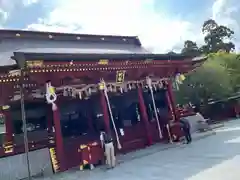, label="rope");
[46,82,57,110]
[101,80,122,149]
[147,77,163,139]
